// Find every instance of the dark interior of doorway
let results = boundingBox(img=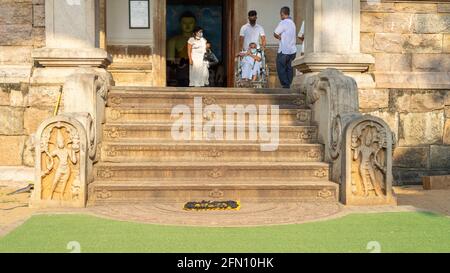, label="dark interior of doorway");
[166,0,227,87]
